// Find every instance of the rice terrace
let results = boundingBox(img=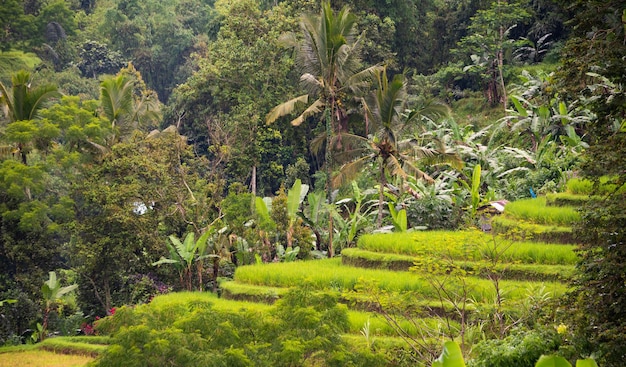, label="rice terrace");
[1,0,624,366]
